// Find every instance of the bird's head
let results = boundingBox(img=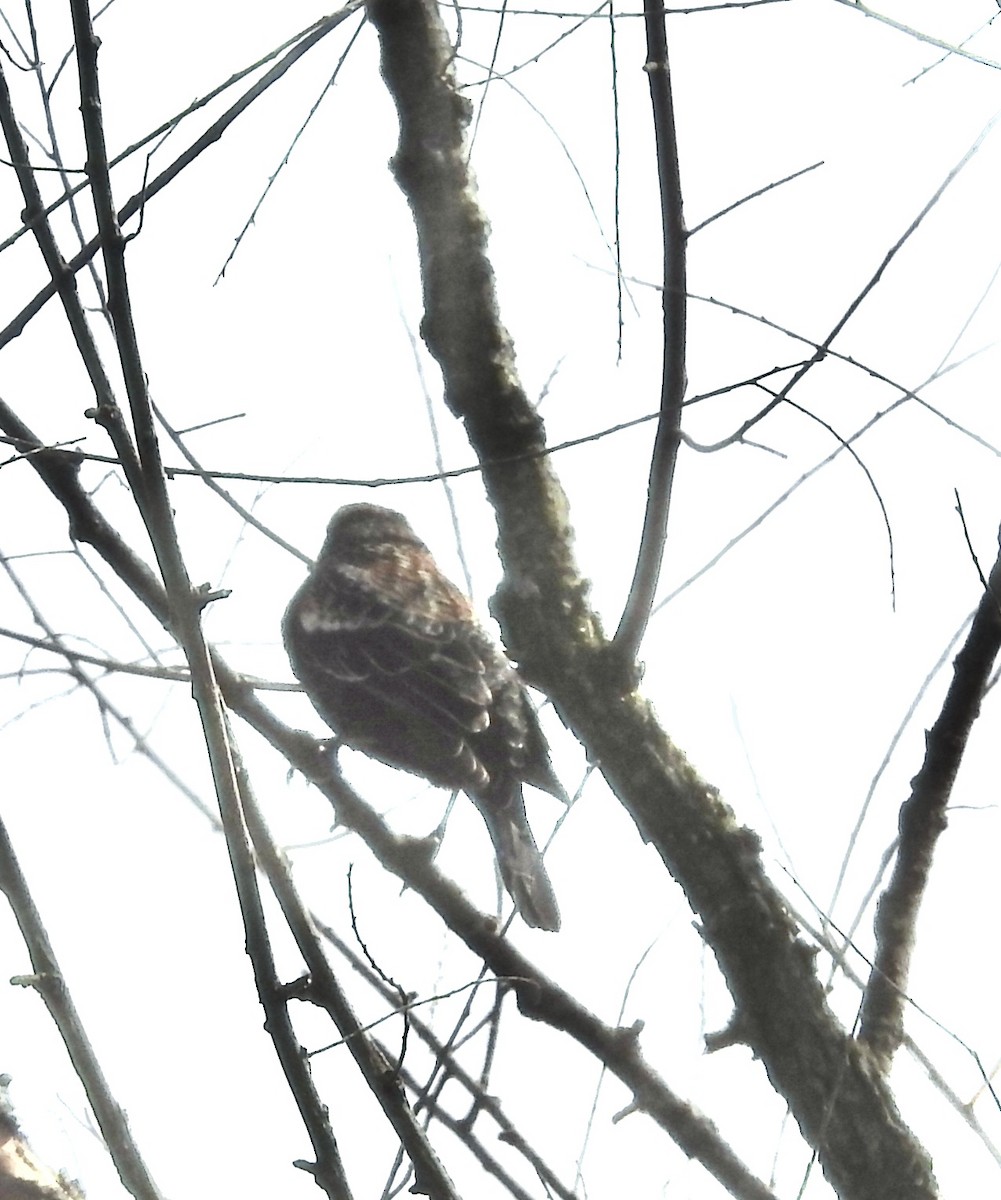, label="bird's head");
[317,504,425,565]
